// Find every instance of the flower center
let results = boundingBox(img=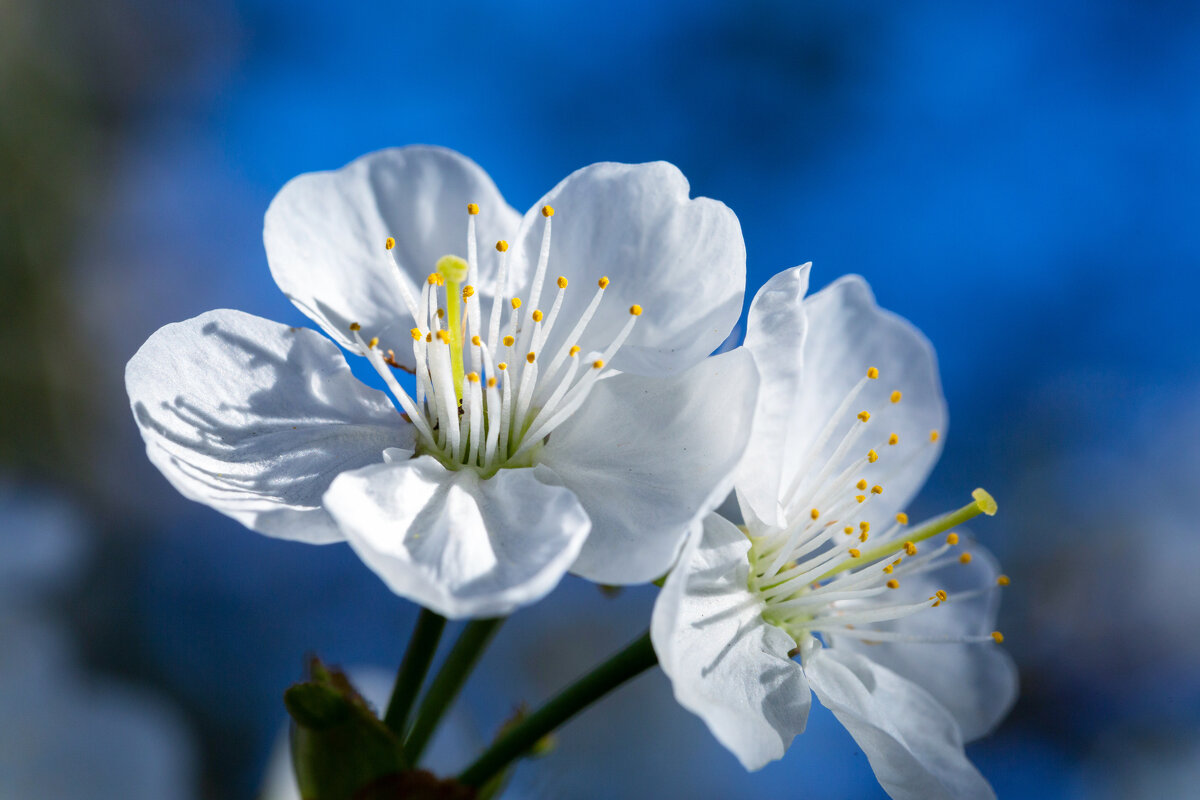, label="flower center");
[349,202,642,476]
[742,367,1009,650]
